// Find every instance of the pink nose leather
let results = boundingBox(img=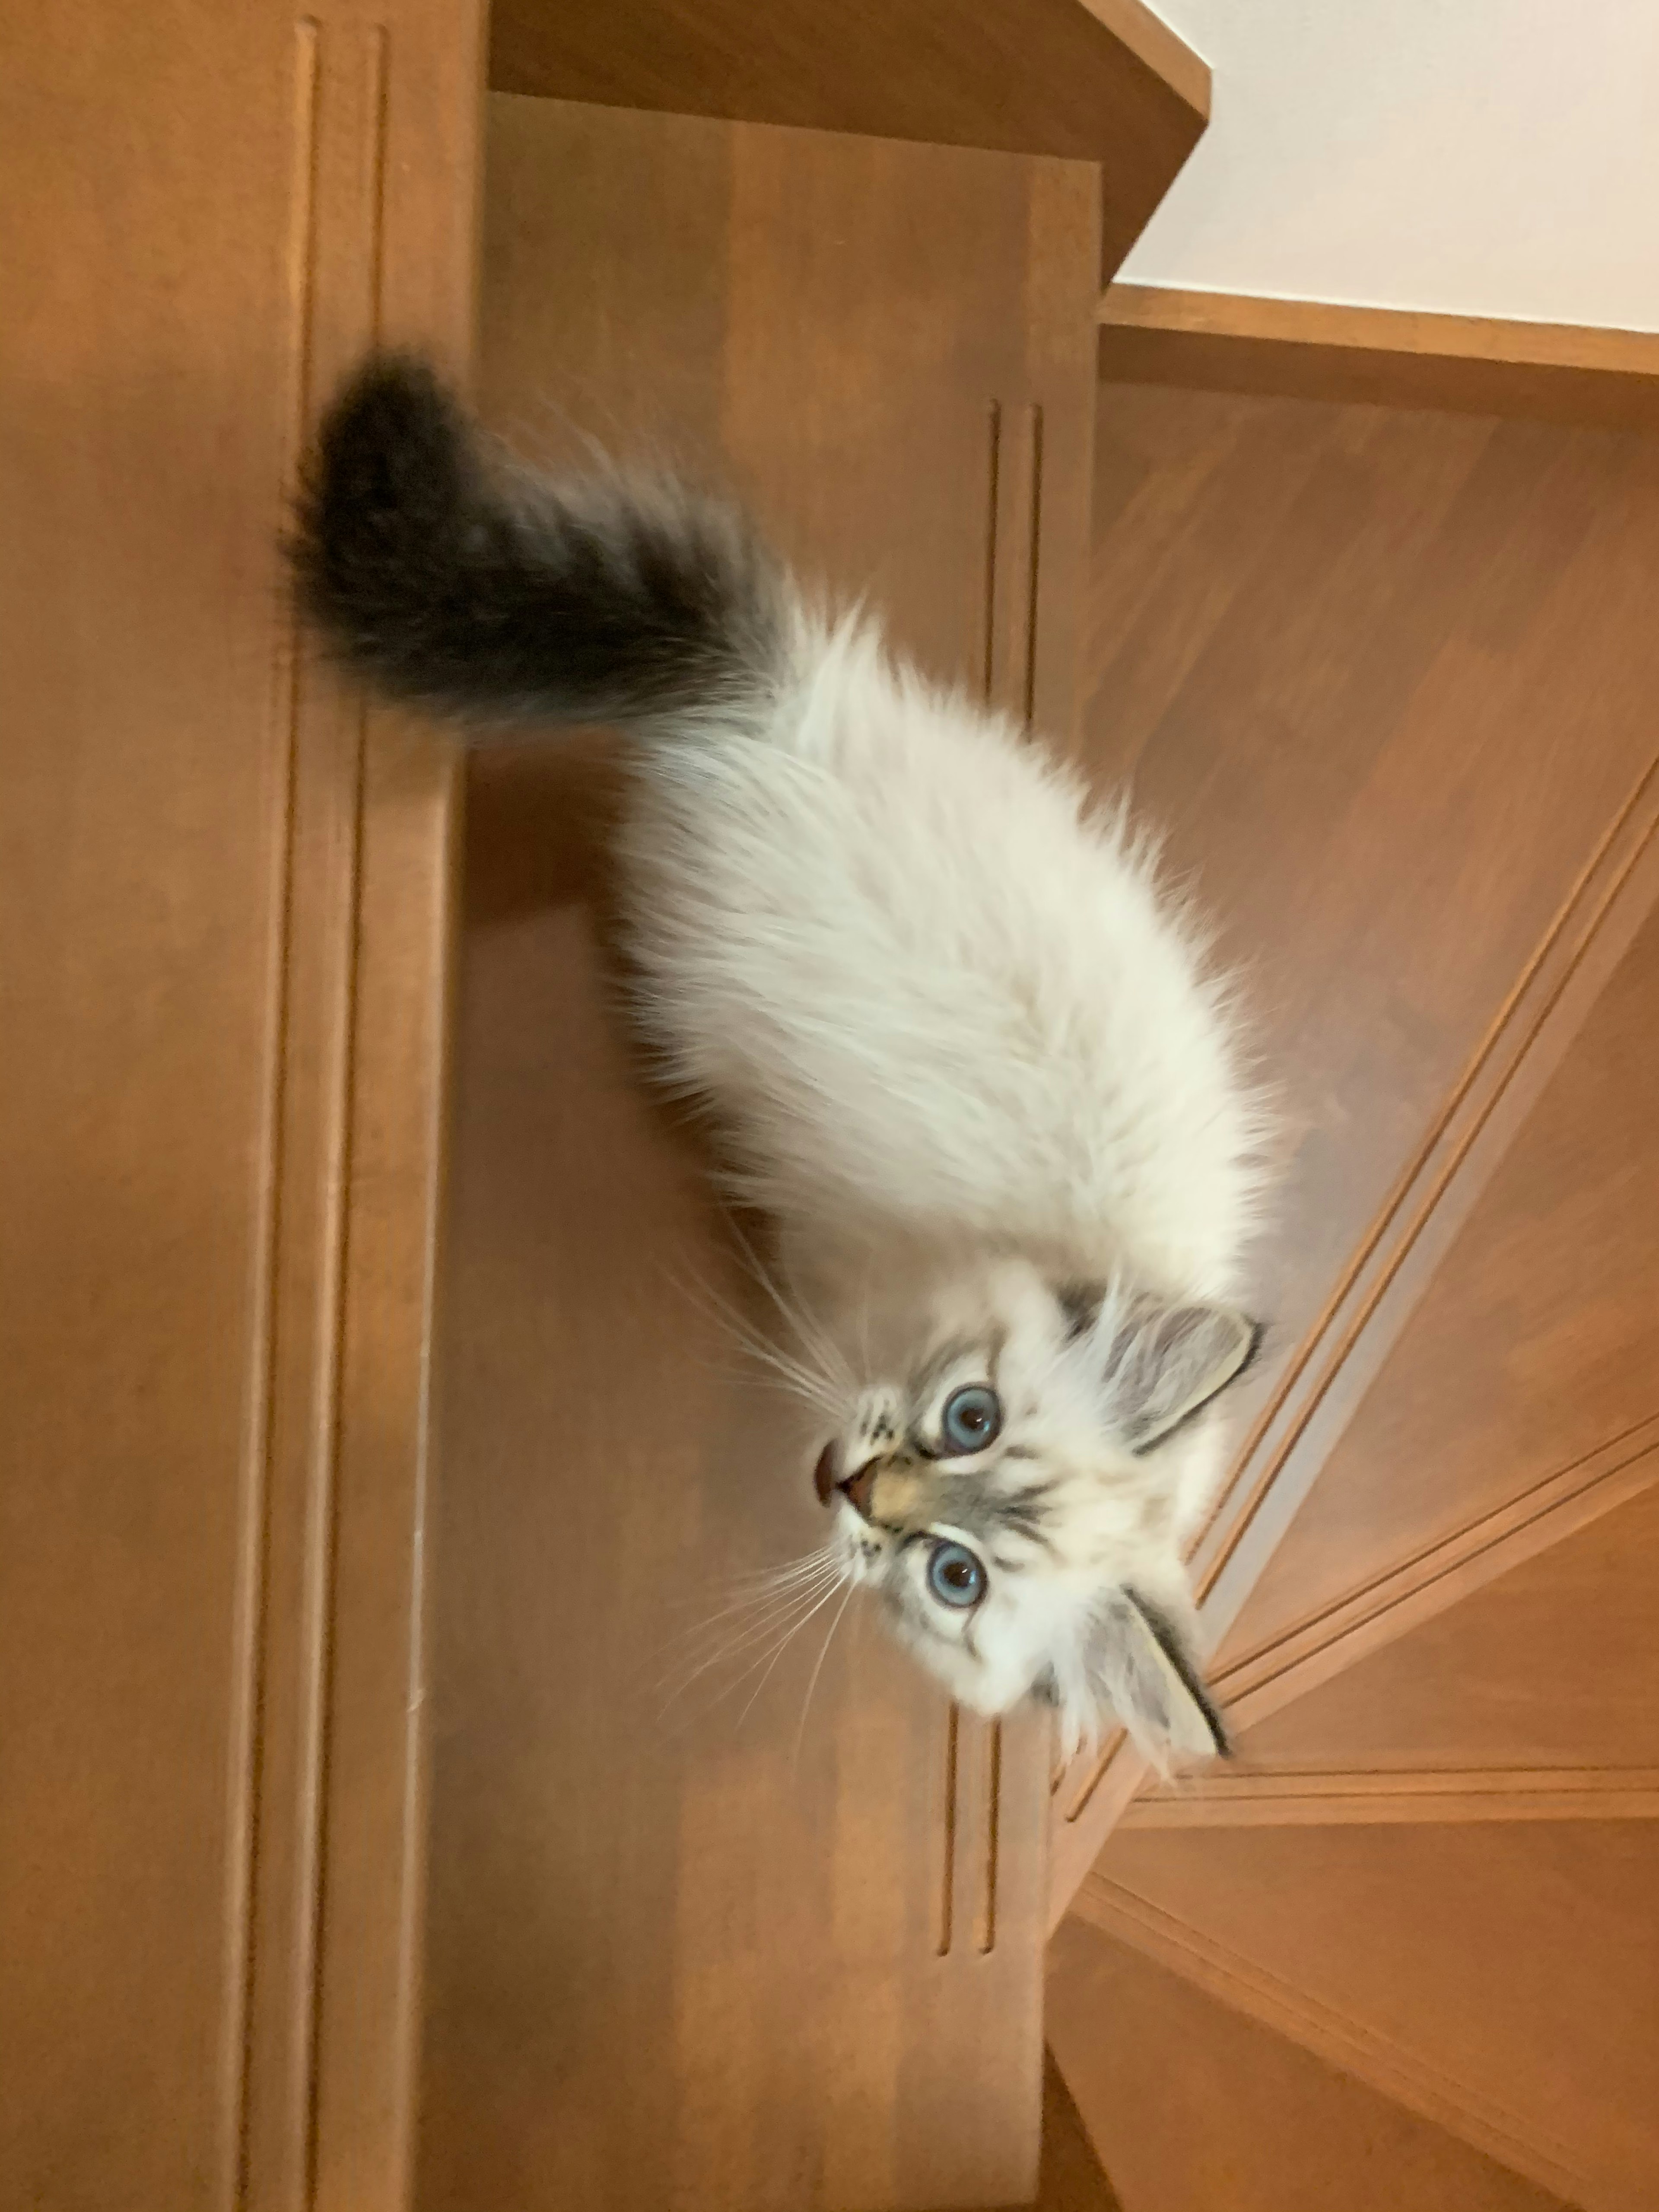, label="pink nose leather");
[836,1461,878,1521]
